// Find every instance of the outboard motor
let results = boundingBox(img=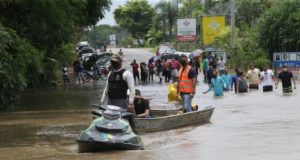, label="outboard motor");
[77,105,144,152]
